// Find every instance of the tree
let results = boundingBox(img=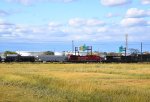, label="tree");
[4,51,18,56]
[128,48,139,56]
[43,51,54,55]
